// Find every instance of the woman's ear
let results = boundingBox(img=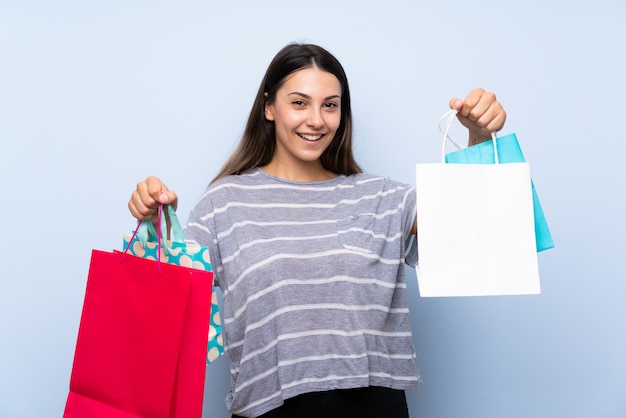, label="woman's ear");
[264,102,275,121]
